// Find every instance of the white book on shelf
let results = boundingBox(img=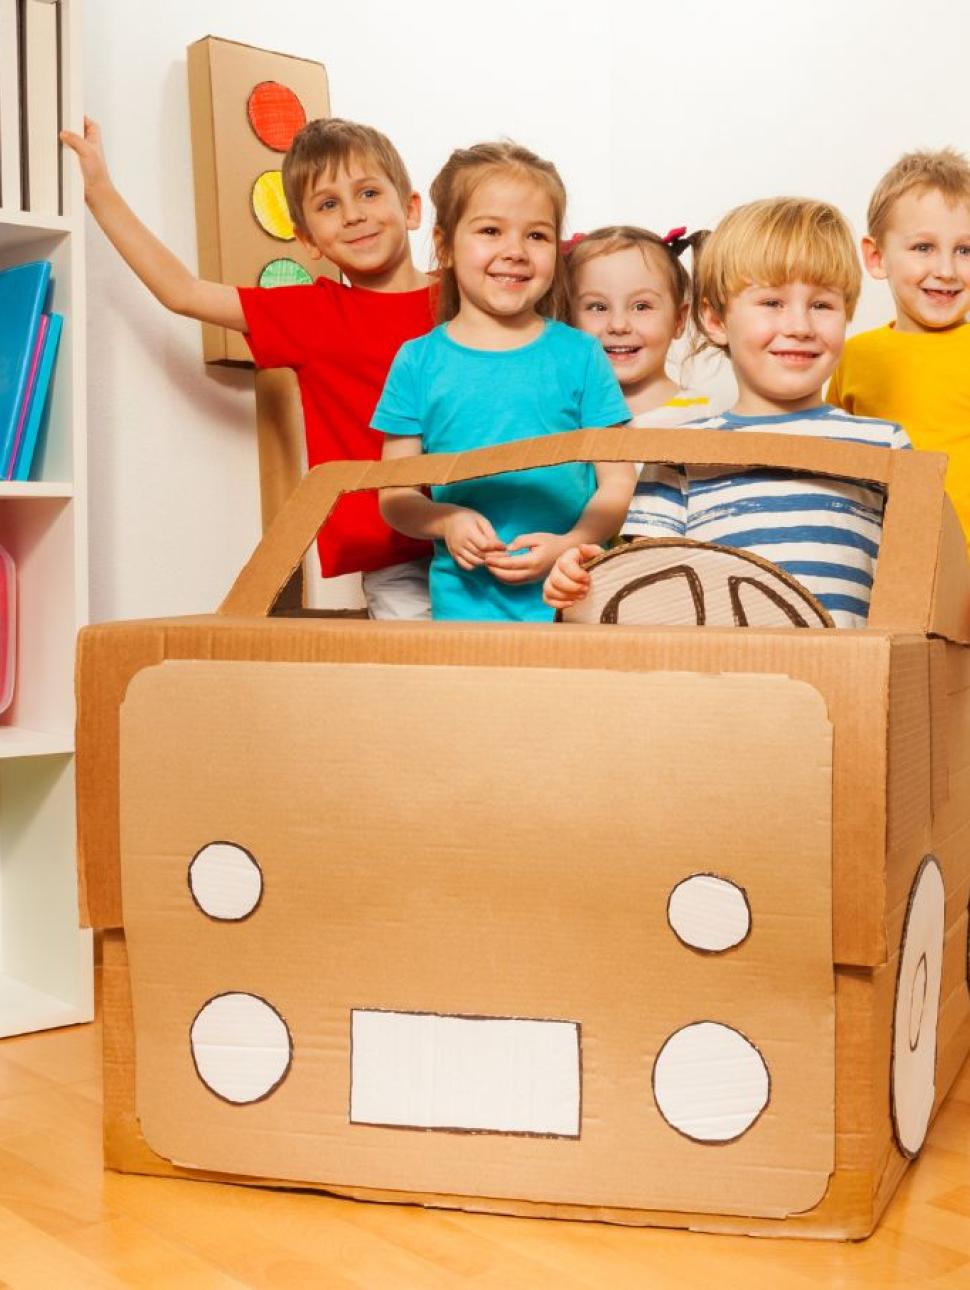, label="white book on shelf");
[22,0,61,215]
[0,0,22,210]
